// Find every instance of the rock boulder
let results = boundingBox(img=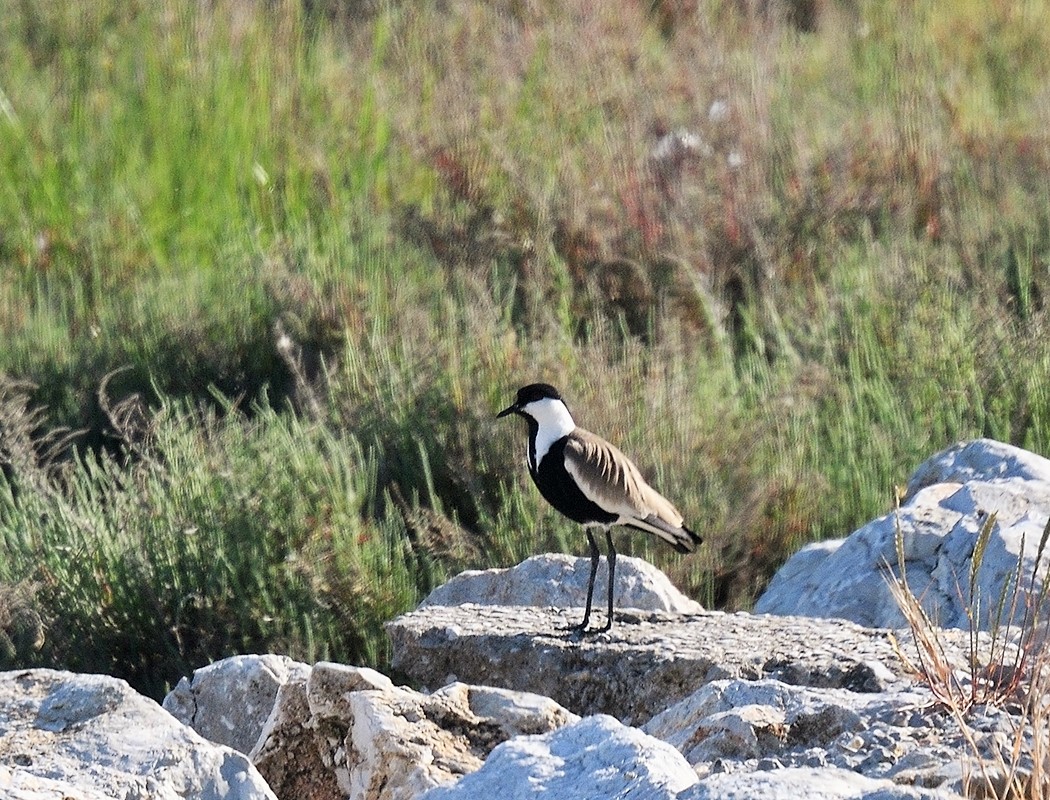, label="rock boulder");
[420,552,703,614]
[163,653,311,756]
[756,438,1050,630]
[0,669,276,799]
[333,681,578,799]
[419,714,698,800]
[250,662,394,799]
